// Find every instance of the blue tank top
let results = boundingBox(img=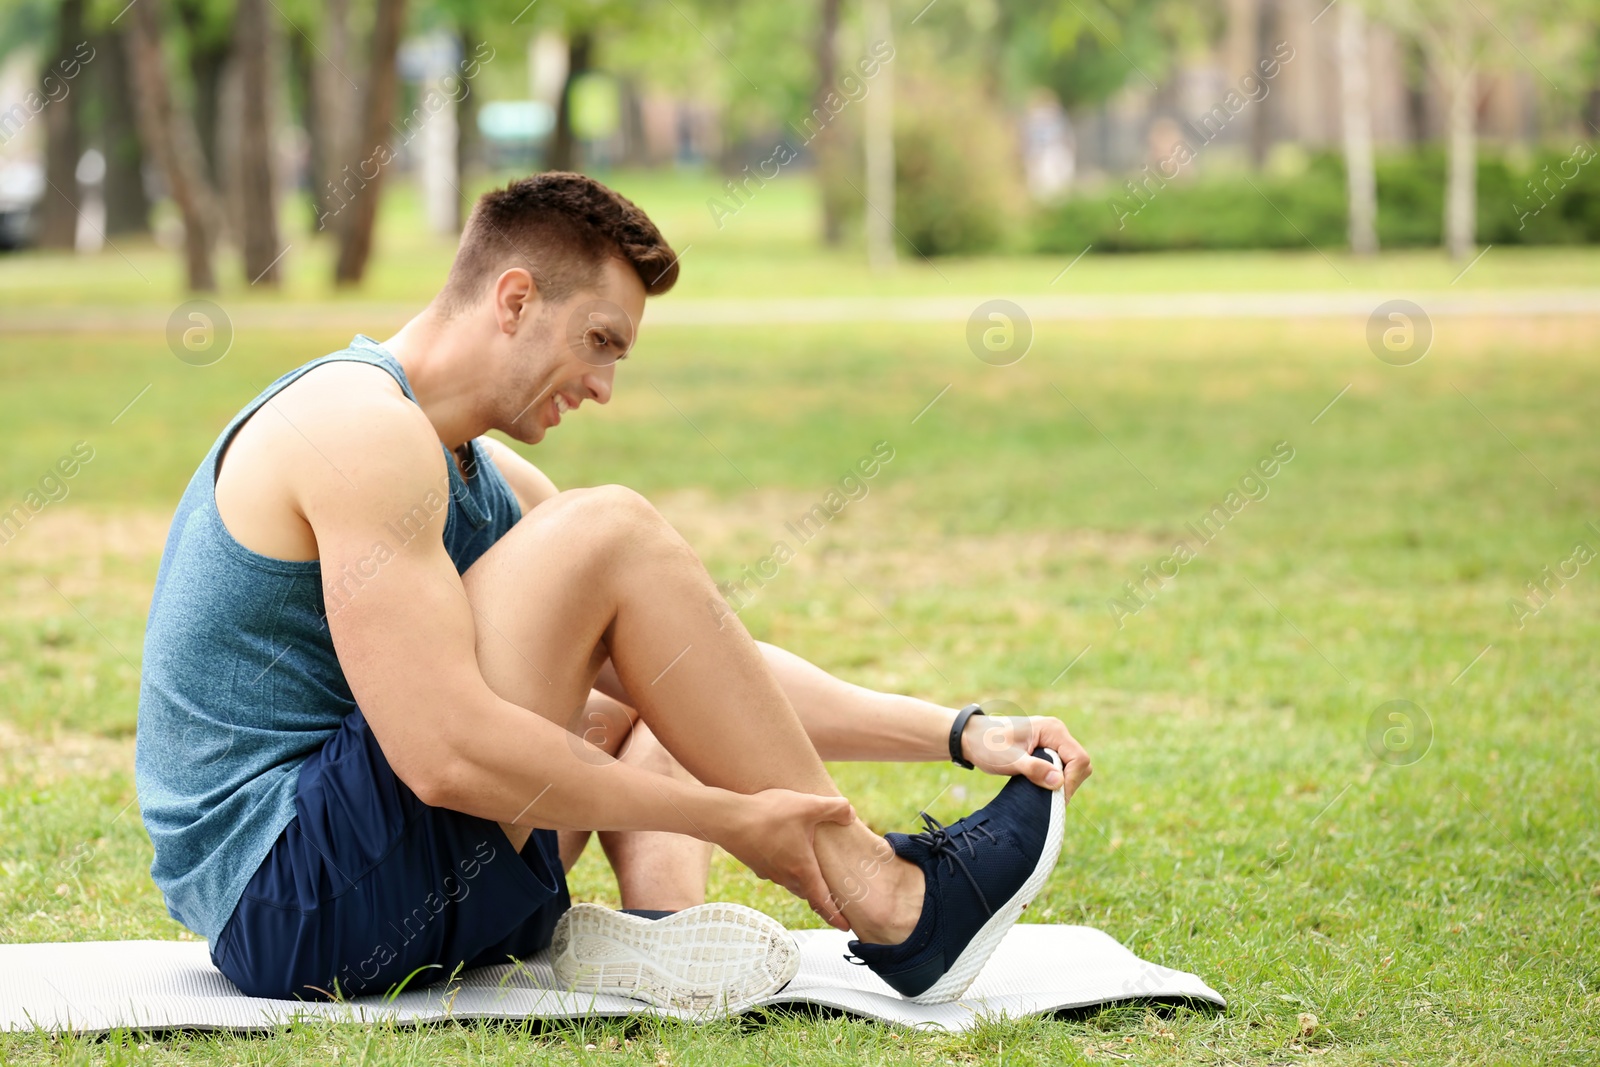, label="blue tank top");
[135,336,524,943]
